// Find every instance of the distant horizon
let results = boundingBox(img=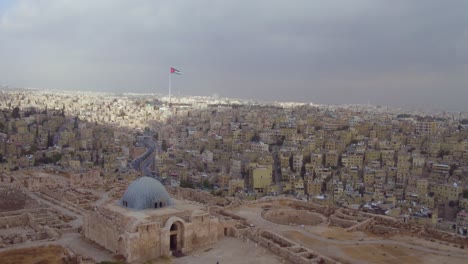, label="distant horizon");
[1,85,466,114]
